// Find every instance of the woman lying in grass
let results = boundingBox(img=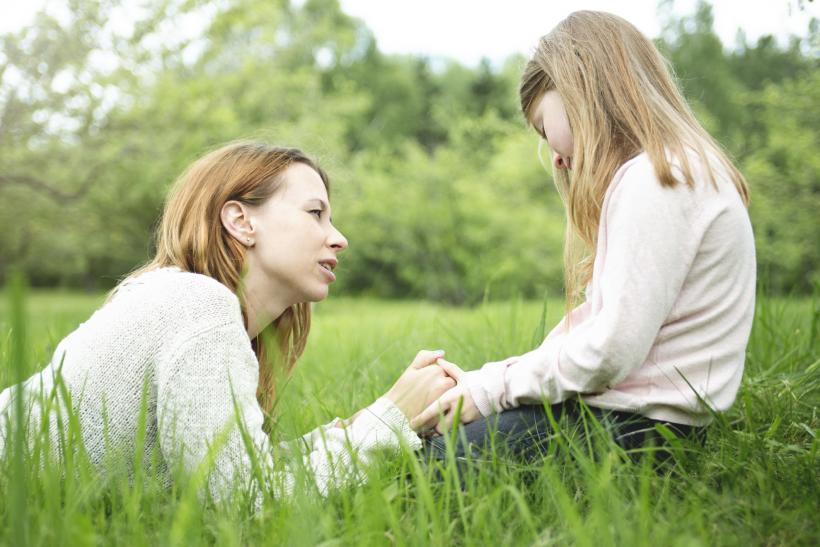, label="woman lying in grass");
[415,11,756,460]
[0,142,454,502]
